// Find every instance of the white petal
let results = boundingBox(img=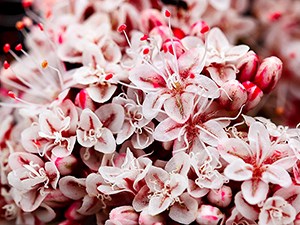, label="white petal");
[241,179,269,205]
